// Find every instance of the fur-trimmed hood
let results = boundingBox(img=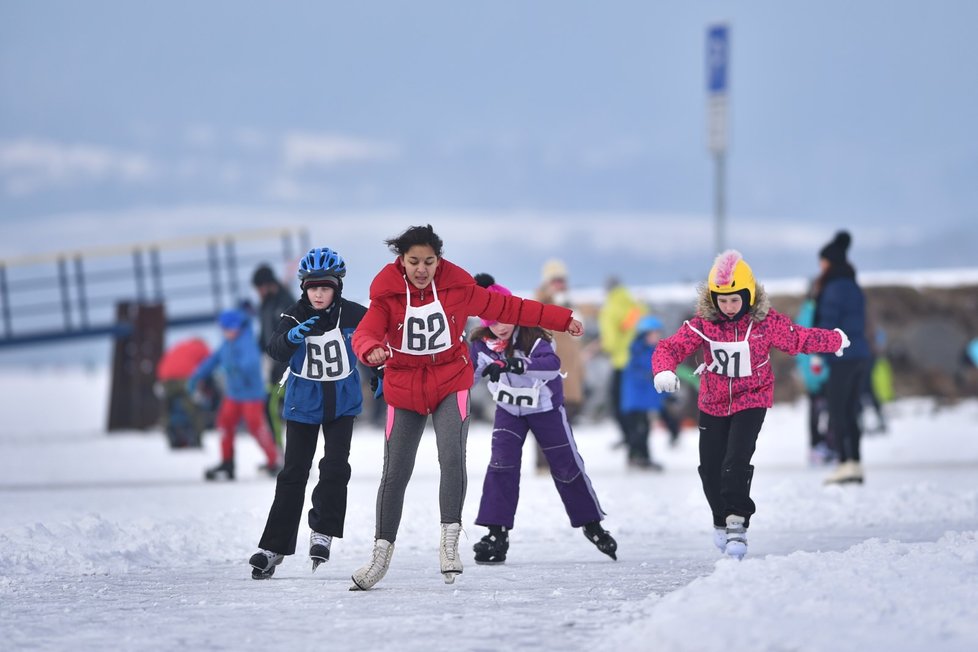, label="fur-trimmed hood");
[695,282,771,322]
